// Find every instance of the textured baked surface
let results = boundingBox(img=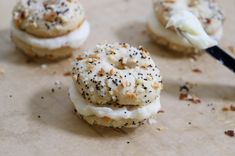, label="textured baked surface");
[81,115,146,128]
[12,0,85,38]
[12,34,73,60]
[70,43,162,128]
[72,43,162,106]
